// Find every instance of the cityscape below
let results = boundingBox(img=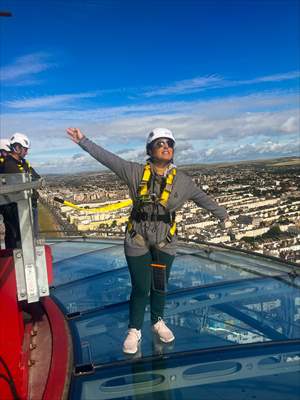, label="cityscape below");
[37,156,300,265]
